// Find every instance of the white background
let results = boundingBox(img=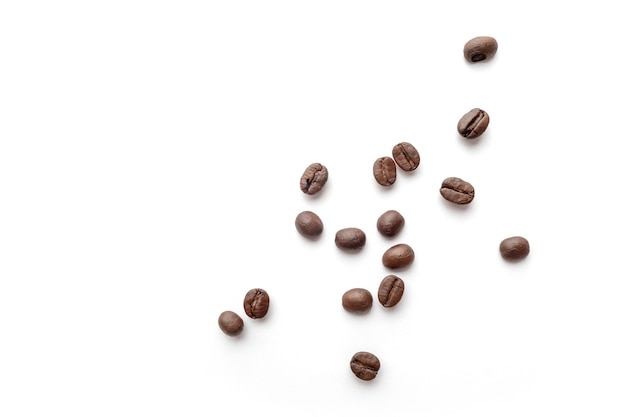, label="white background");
[1,1,626,416]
